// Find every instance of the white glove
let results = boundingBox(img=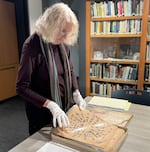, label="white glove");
[46,101,70,128]
[73,91,86,110]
